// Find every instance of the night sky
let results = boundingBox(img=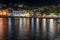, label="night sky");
[0,0,60,6]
